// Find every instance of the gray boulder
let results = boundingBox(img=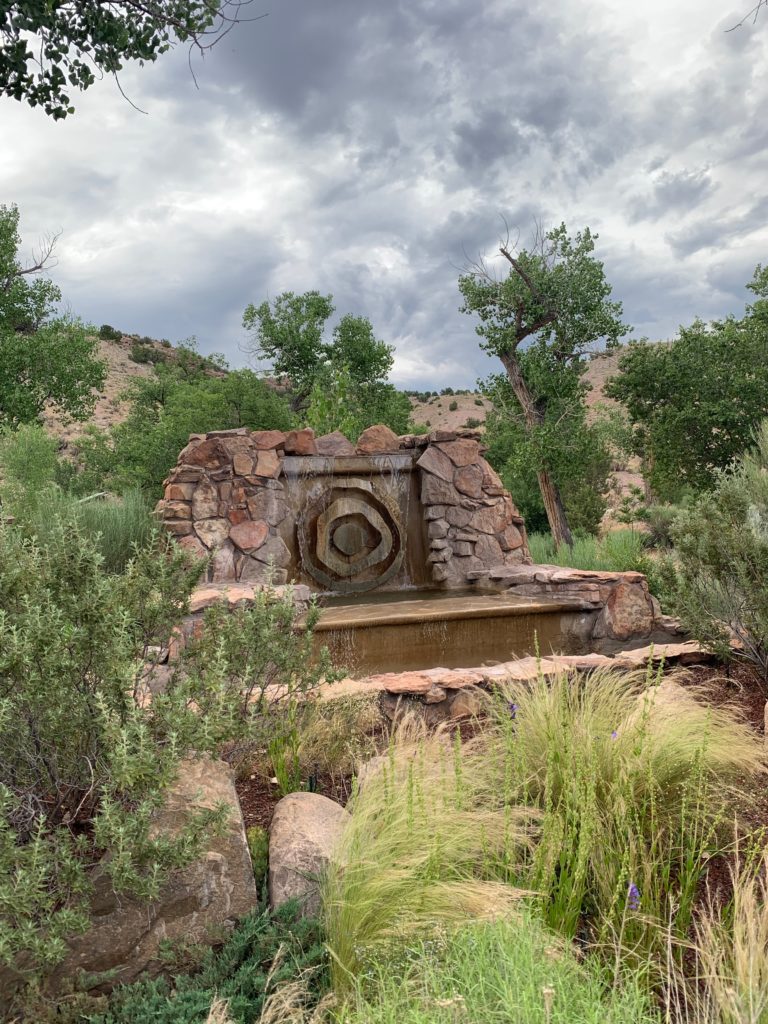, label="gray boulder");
[268,792,347,916]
